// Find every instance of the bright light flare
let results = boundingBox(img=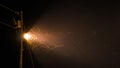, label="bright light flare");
[23,33,31,40]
